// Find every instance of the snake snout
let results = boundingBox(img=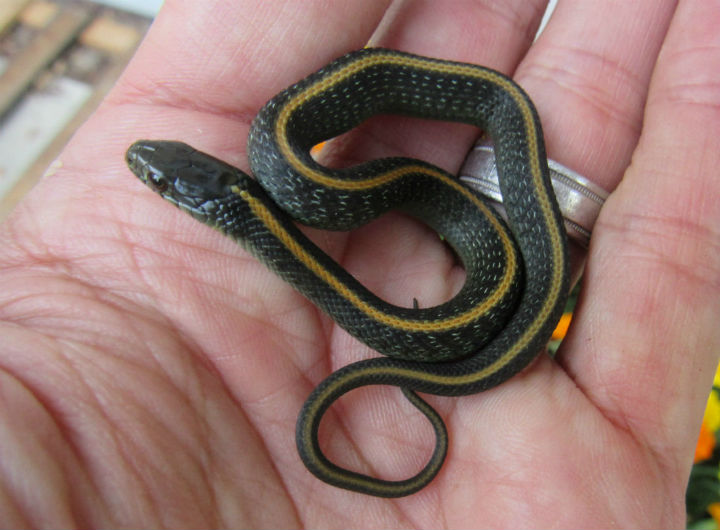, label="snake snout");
[125,141,150,172]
